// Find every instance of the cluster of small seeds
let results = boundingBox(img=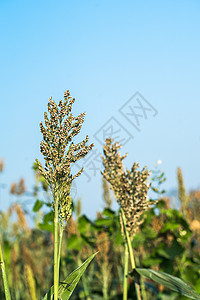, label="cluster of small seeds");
[101,138,153,237]
[10,178,26,195]
[36,90,94,224]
